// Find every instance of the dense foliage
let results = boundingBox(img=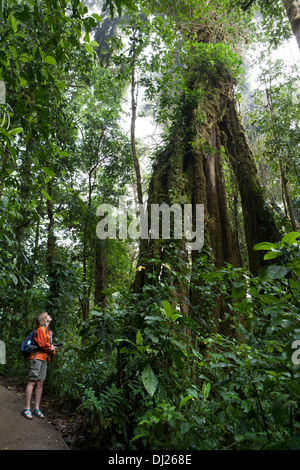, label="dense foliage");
[0,0,299,450]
